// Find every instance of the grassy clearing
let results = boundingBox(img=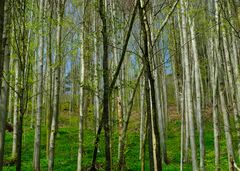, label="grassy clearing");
[3,107,235,170]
